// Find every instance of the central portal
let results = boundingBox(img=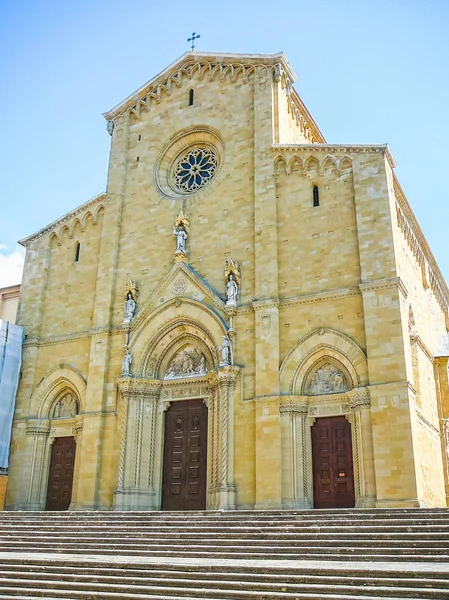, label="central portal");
[162,399,208,510]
